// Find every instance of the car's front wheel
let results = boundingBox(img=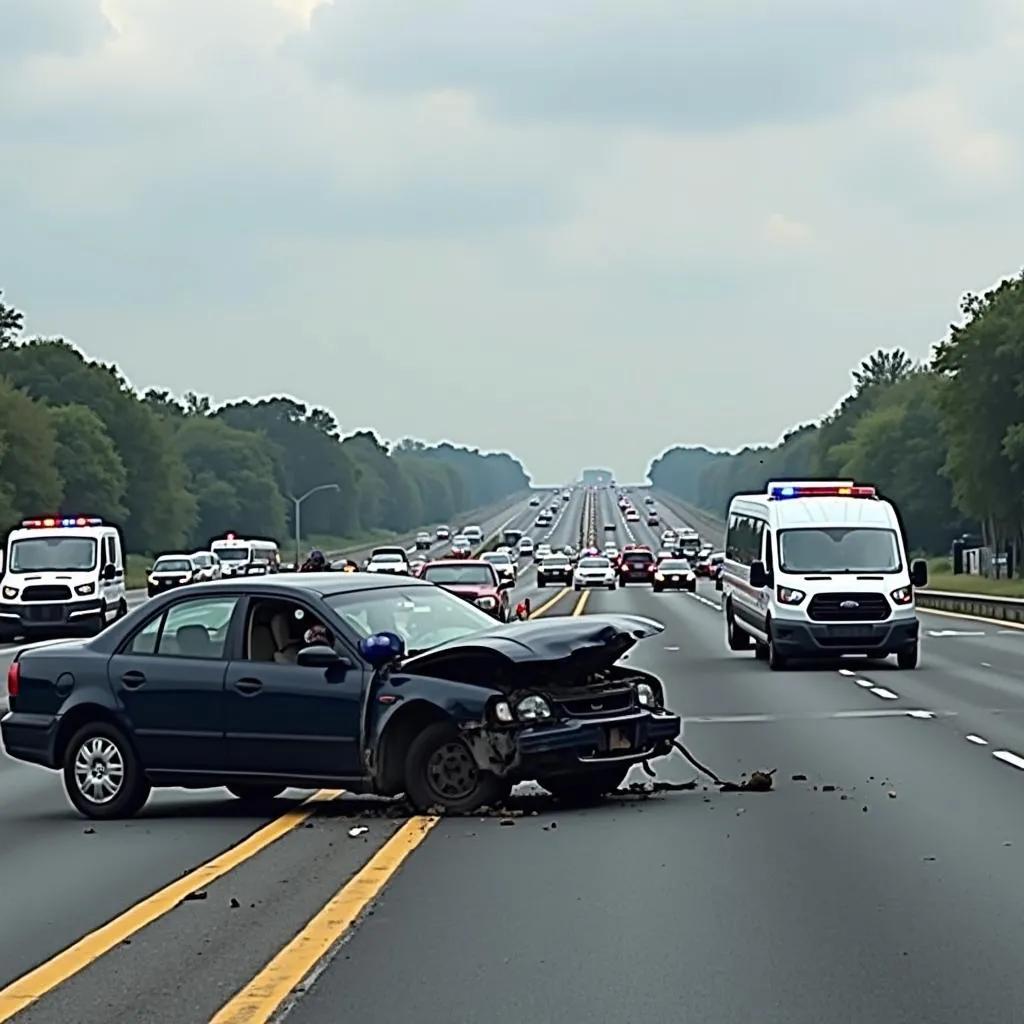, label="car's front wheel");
[63,721,151,820]
[540,766,629,803]
[404,721,510,814]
